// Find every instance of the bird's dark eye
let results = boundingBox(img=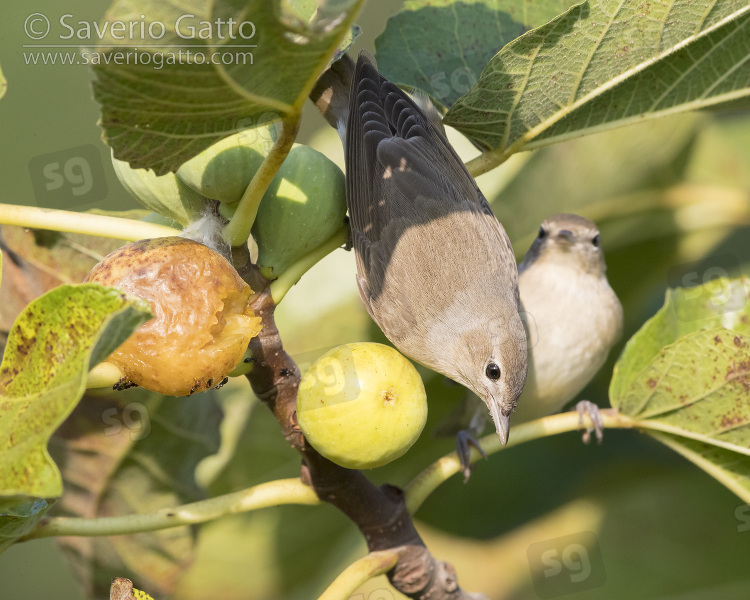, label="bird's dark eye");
[538,227,546,239]
[486,362,501,381]
[592,234,600,247]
